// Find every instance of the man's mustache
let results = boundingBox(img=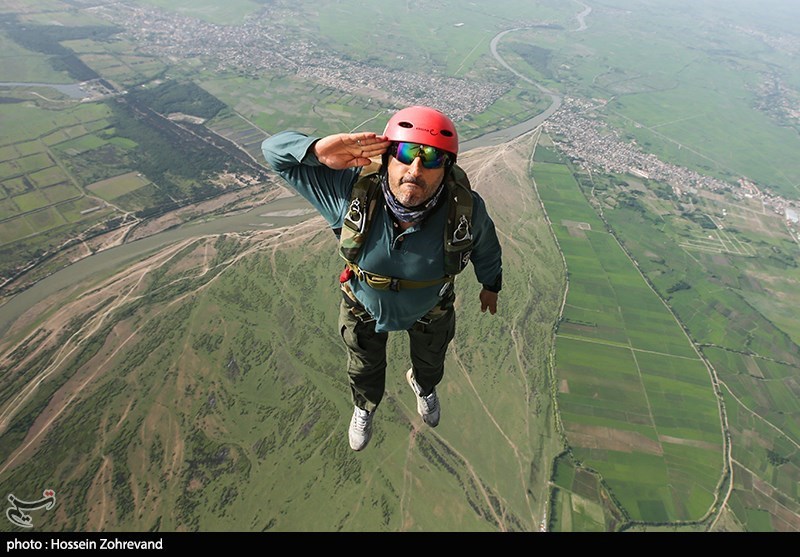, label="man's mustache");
[401,175,427,188]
